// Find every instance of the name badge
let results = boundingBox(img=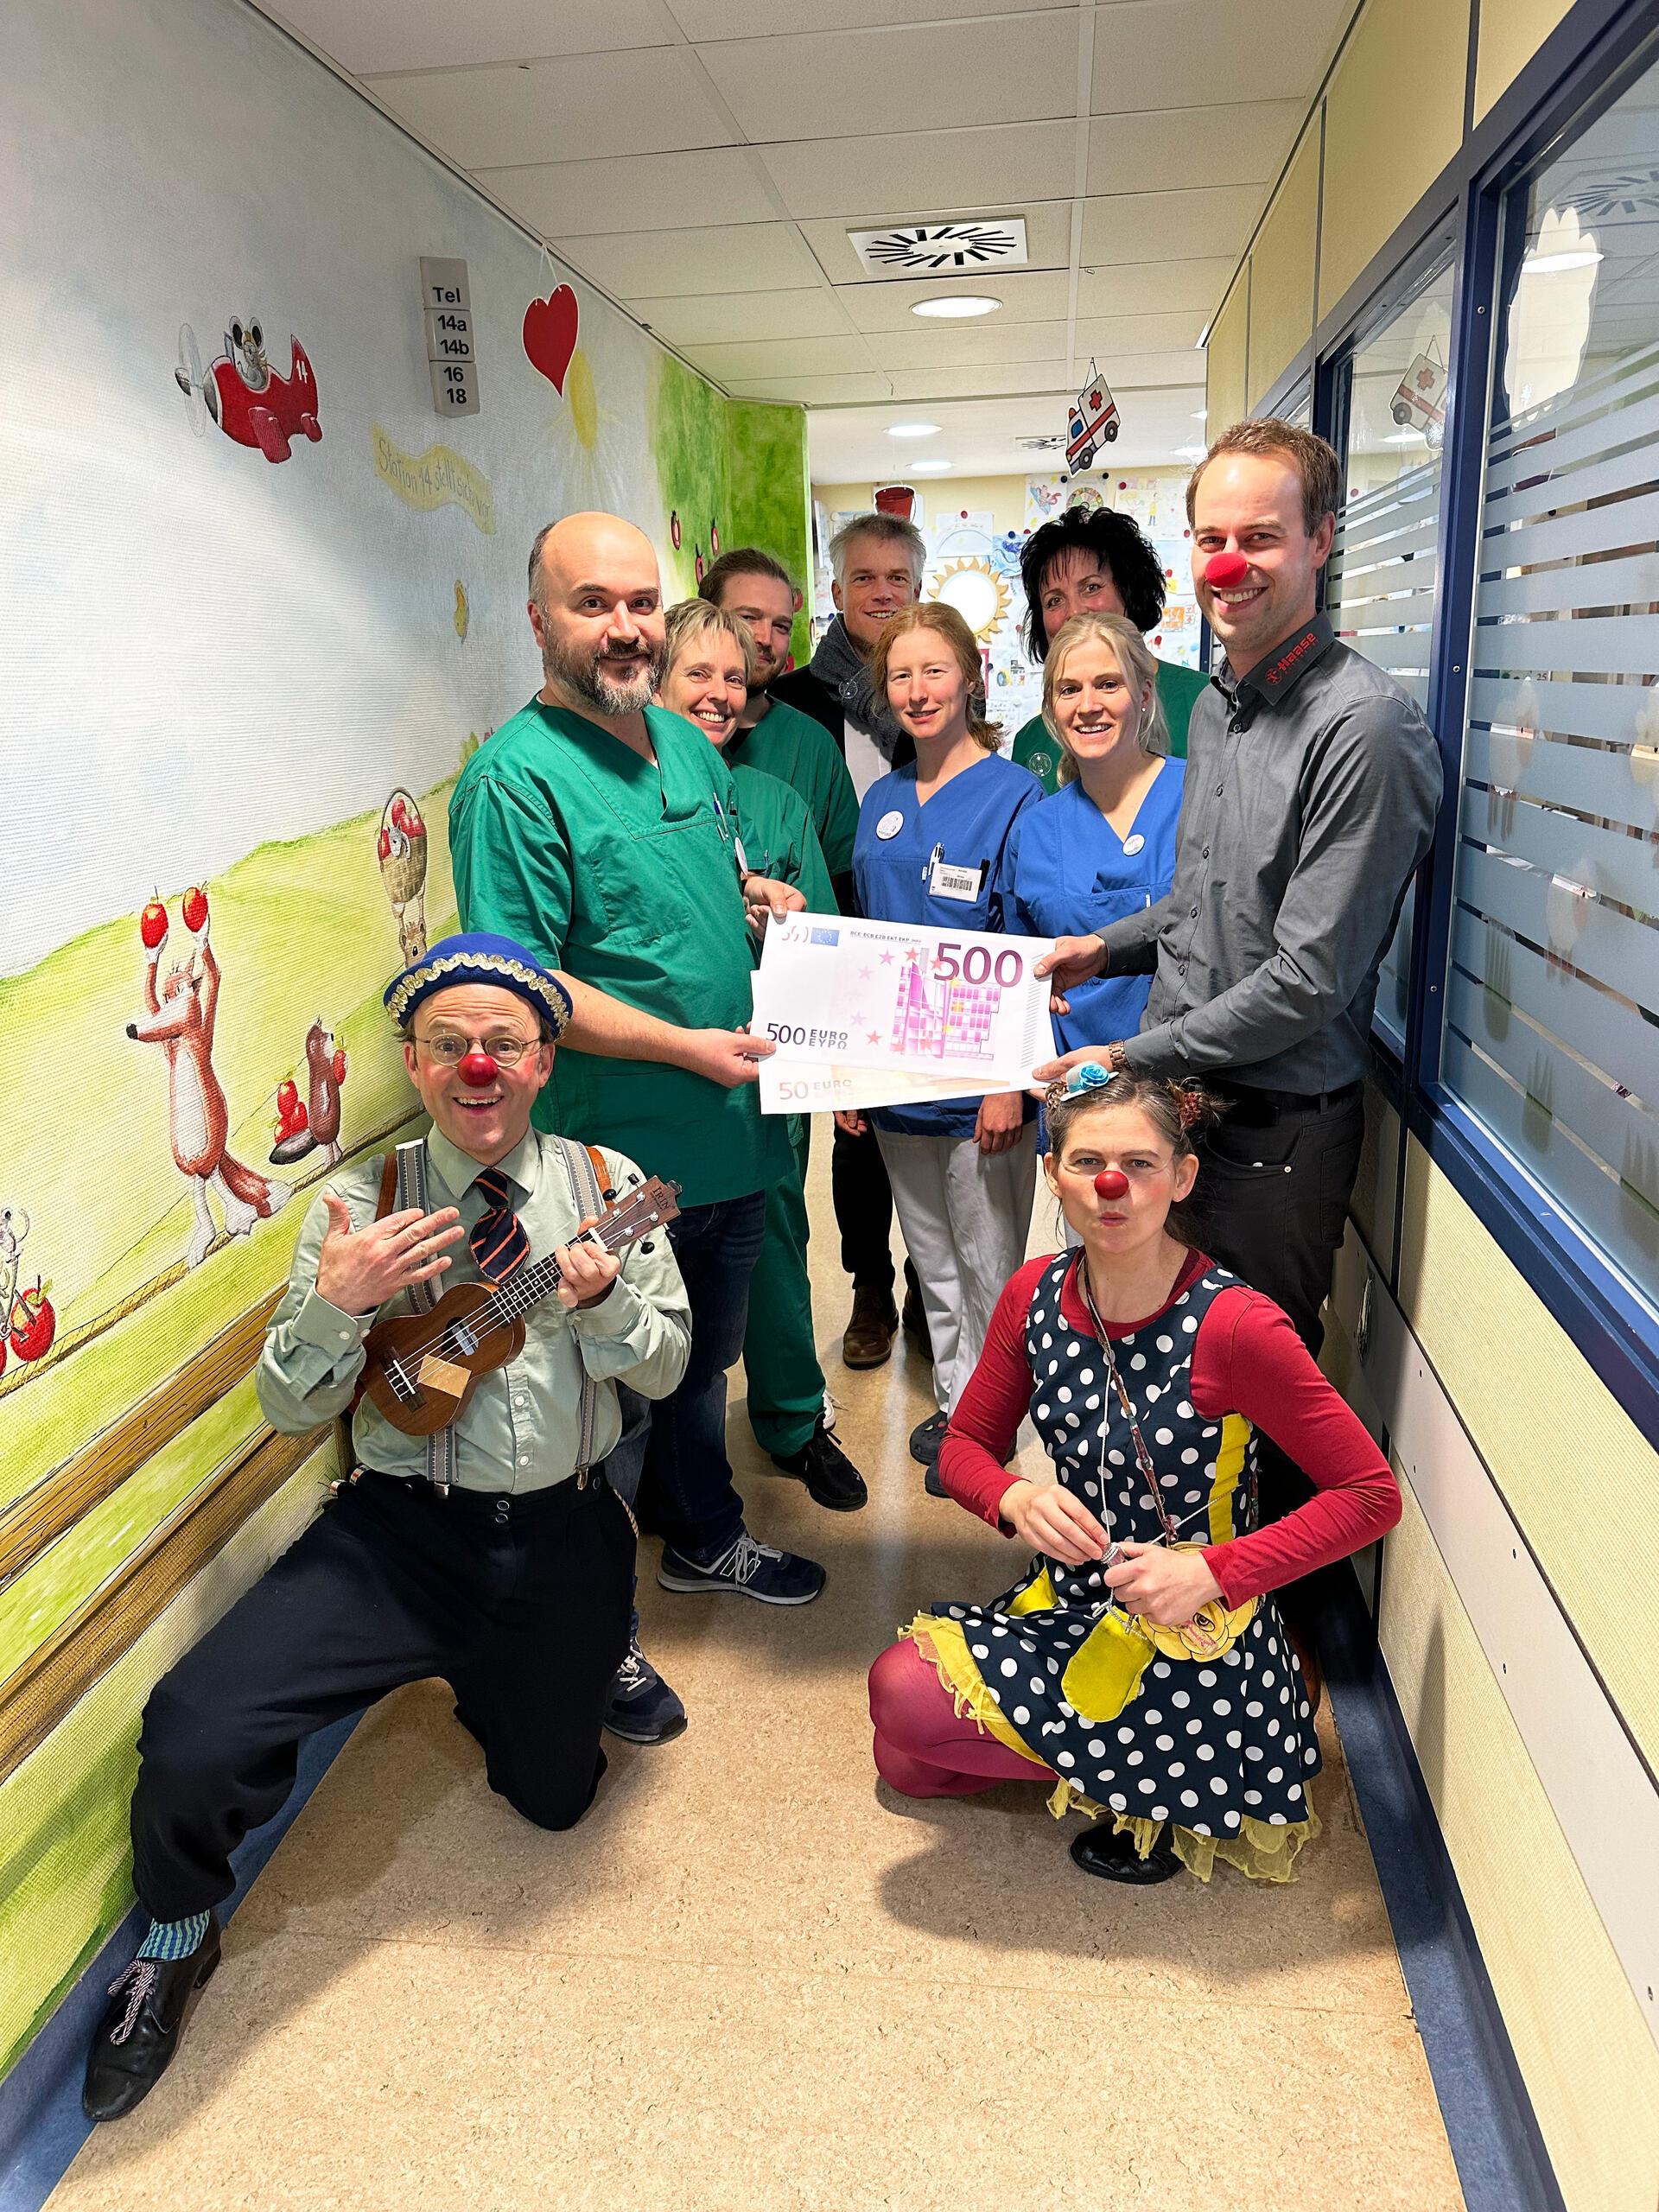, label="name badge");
[1122,832,1146,857]
[875,809,905,841]
[929,855,984,902]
